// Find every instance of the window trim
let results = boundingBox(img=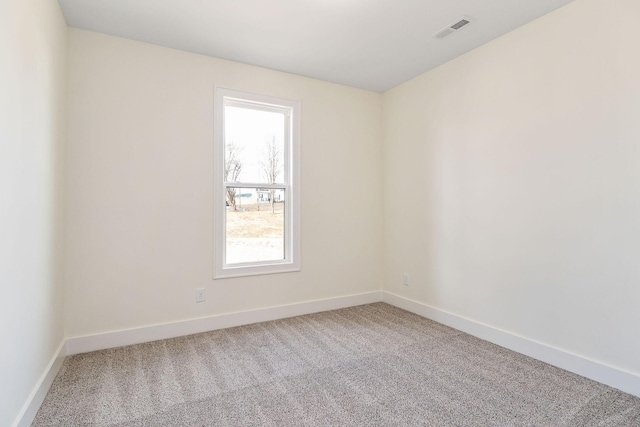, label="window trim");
[213,87,300,279]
